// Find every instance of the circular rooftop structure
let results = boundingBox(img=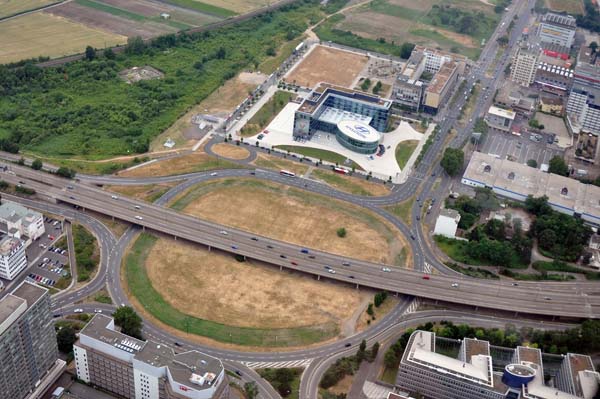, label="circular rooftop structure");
[336,120,380,154]
[502,364,536,388]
